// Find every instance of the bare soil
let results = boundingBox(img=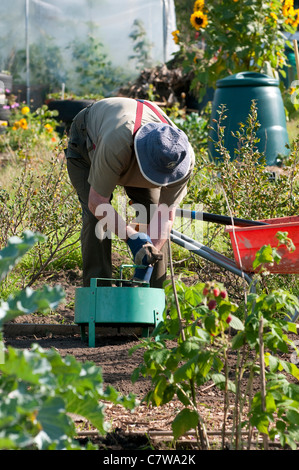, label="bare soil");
[3,268,299,451]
